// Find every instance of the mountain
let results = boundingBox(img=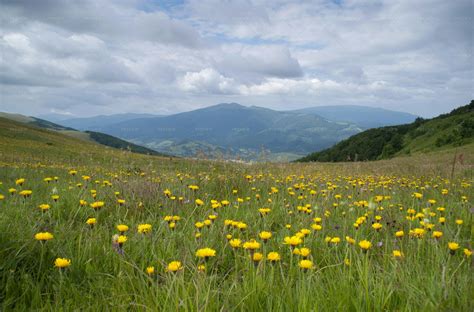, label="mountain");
[92,103,362,160]
[291,105,418,128]
[297,100,474,162]
[43,113,161,131]
[0,112,167,157]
